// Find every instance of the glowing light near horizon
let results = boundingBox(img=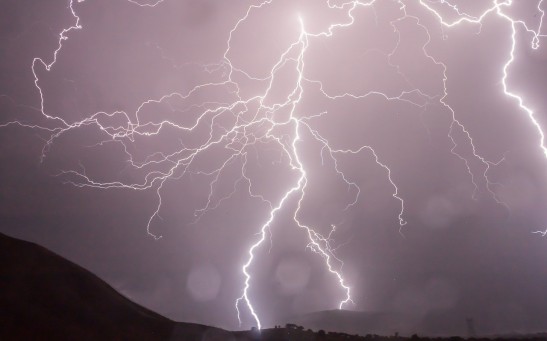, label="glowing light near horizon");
[2,0,547,330]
